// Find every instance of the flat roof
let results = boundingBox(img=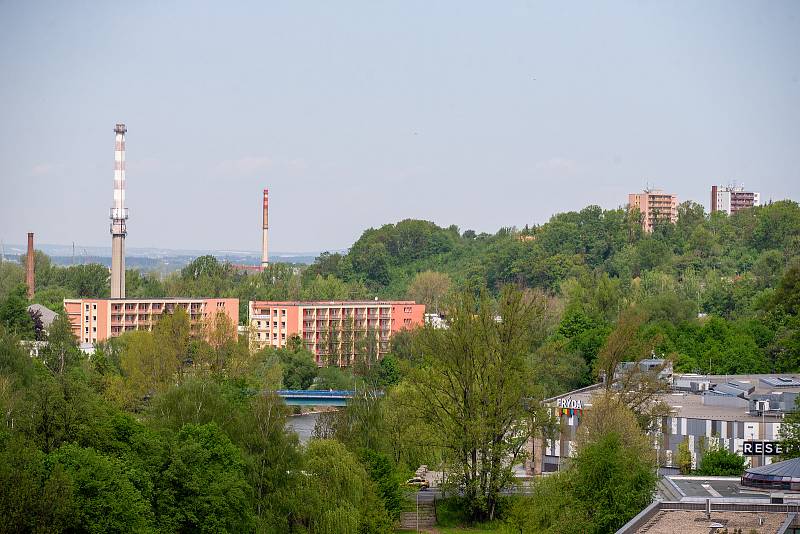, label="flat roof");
[251,300,418,306]
[665,476,763,501]
[549,374,800,422]
[634,510,788,534]
[66,297,235,302]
